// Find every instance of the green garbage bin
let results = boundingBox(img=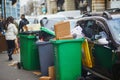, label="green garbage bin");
[51,38,84,80]
[19,34,40,70]
[93,44,117,70]
[40,27,55,36]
